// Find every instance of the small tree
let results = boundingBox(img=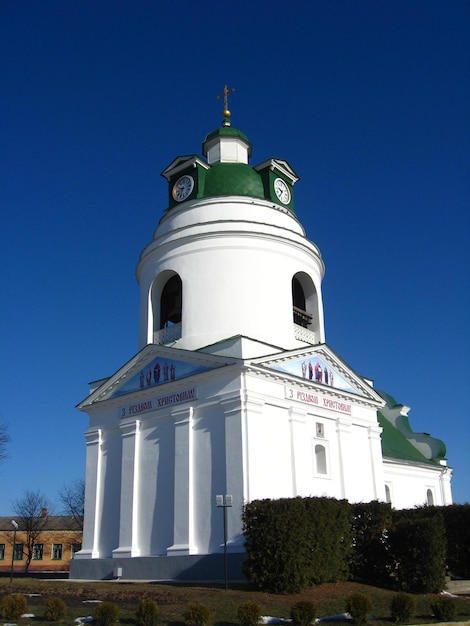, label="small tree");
[2,594,28,620]
[290,601,318,626]
[183,602,211,626]
[95,602,119,626]
[12,490,51,573]
[346,593,372,625]
[58,478,85,531]
[430,596,456,622]
[237,601,262,626]
[390,593,416,623]
[44,597,67,621]
[136,598,159,626]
